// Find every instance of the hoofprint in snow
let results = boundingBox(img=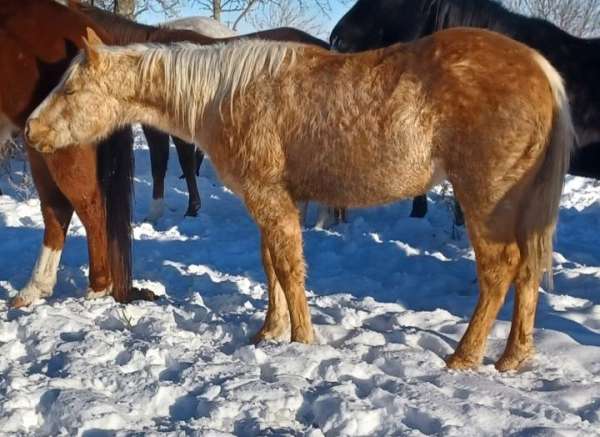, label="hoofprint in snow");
[1,129,599,435]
